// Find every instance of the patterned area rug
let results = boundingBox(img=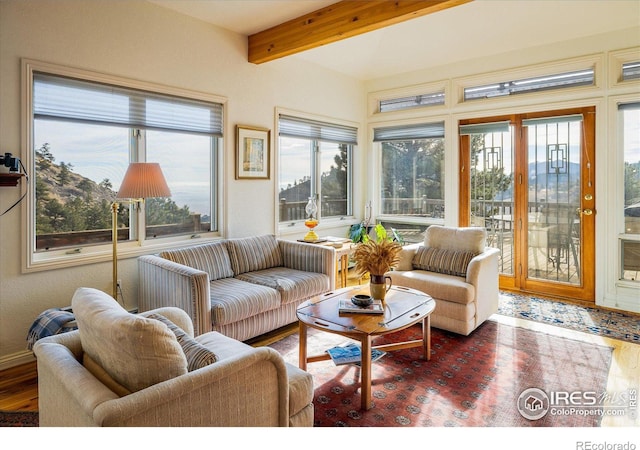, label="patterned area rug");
[498,292,639,343]
[0,410,38,427]
[270,320,613,427]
